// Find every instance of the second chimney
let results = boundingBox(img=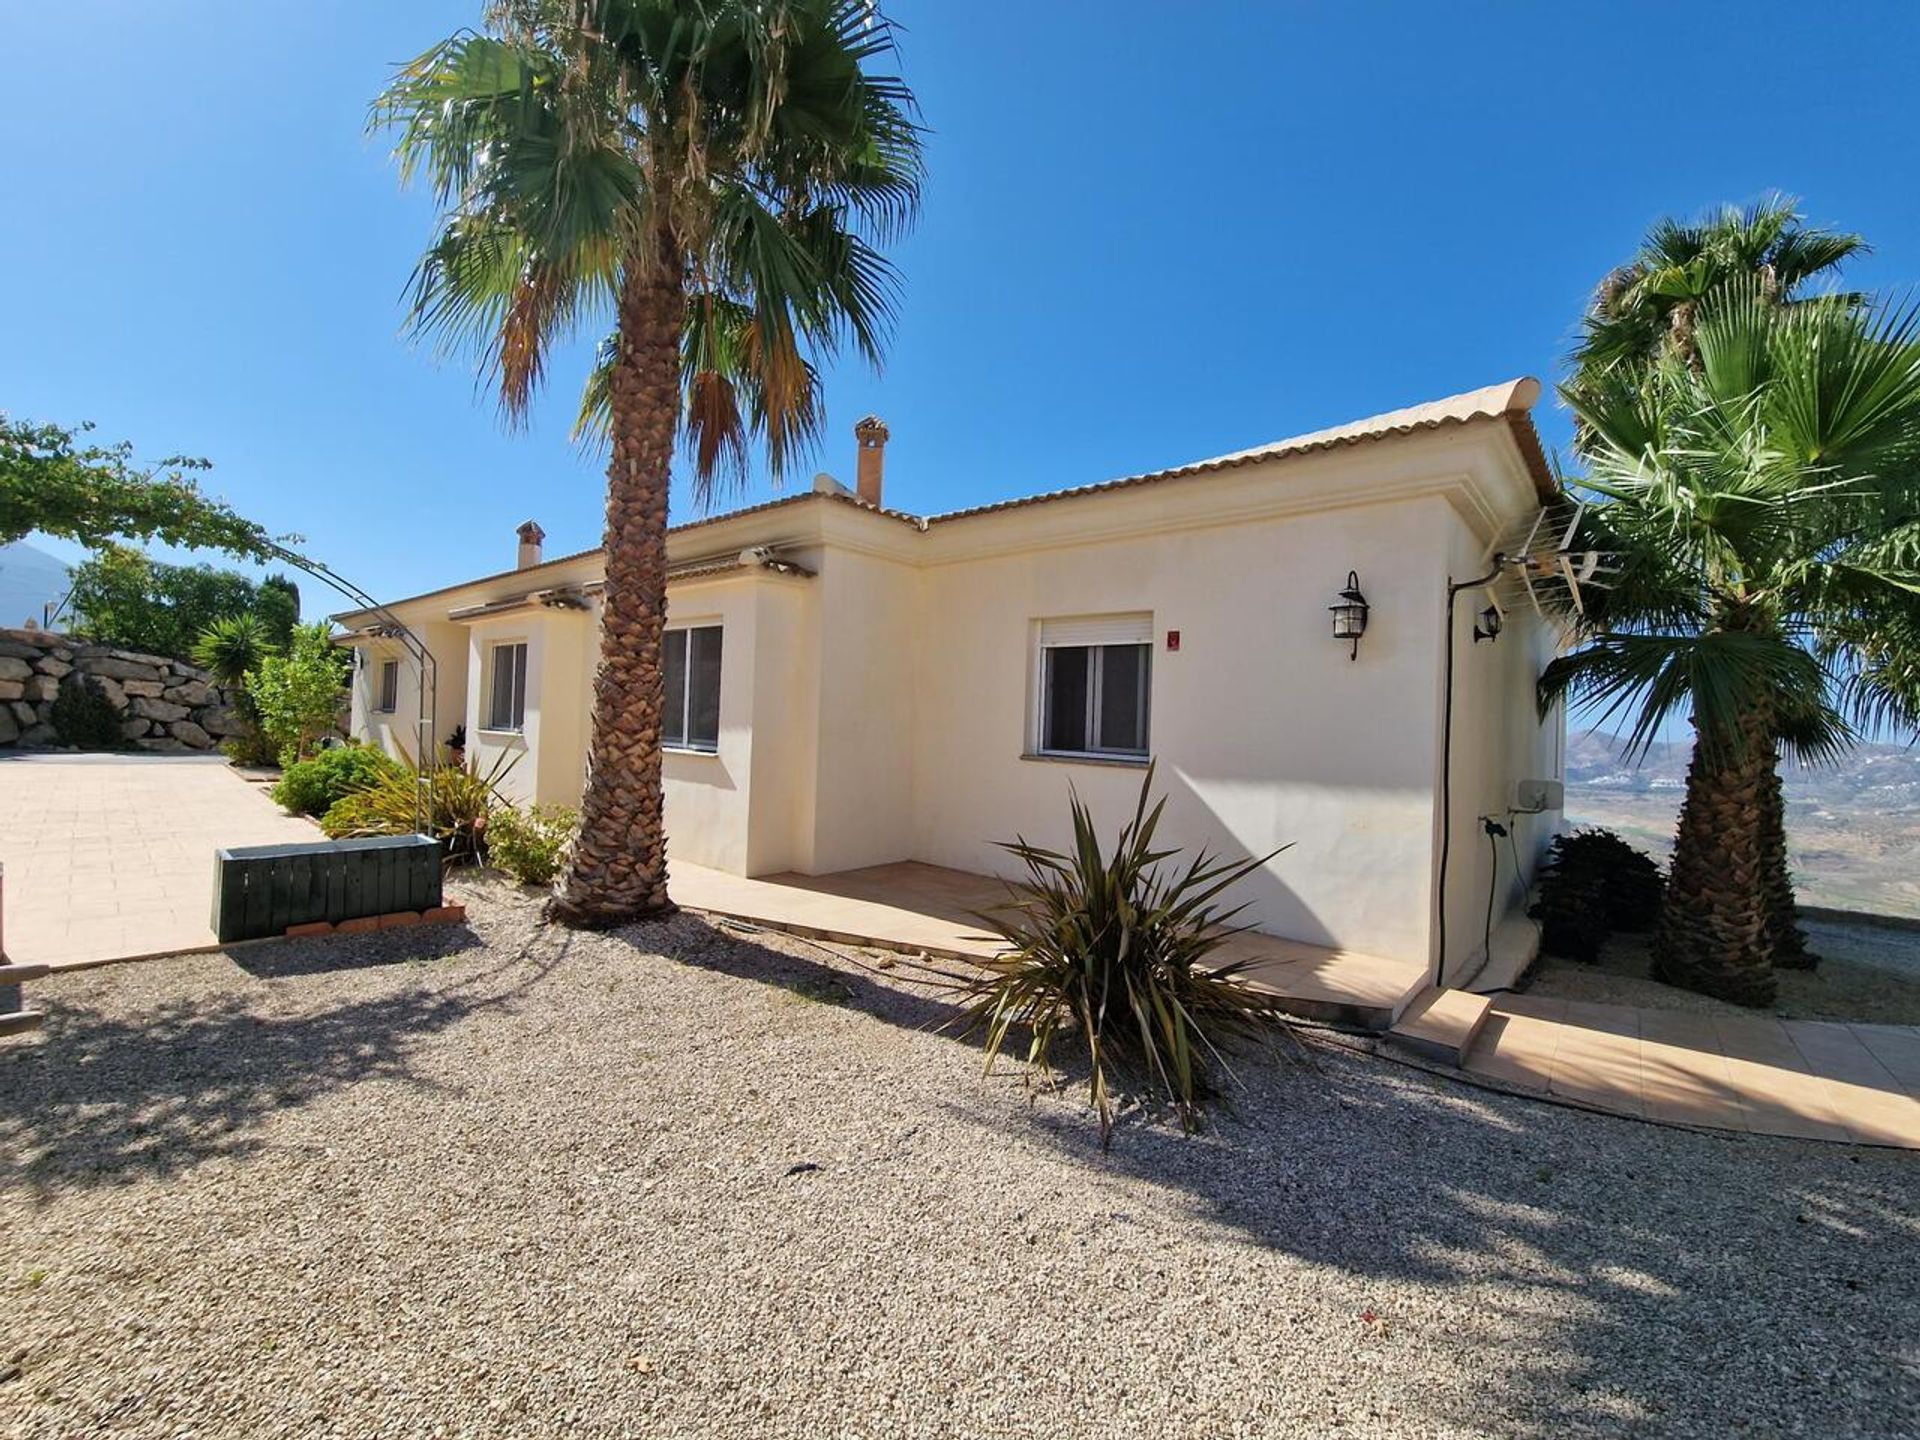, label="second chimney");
[516,519,546,569]
[854,415,889,508]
